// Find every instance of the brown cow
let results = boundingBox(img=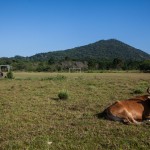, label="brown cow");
[100,87,150,125]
